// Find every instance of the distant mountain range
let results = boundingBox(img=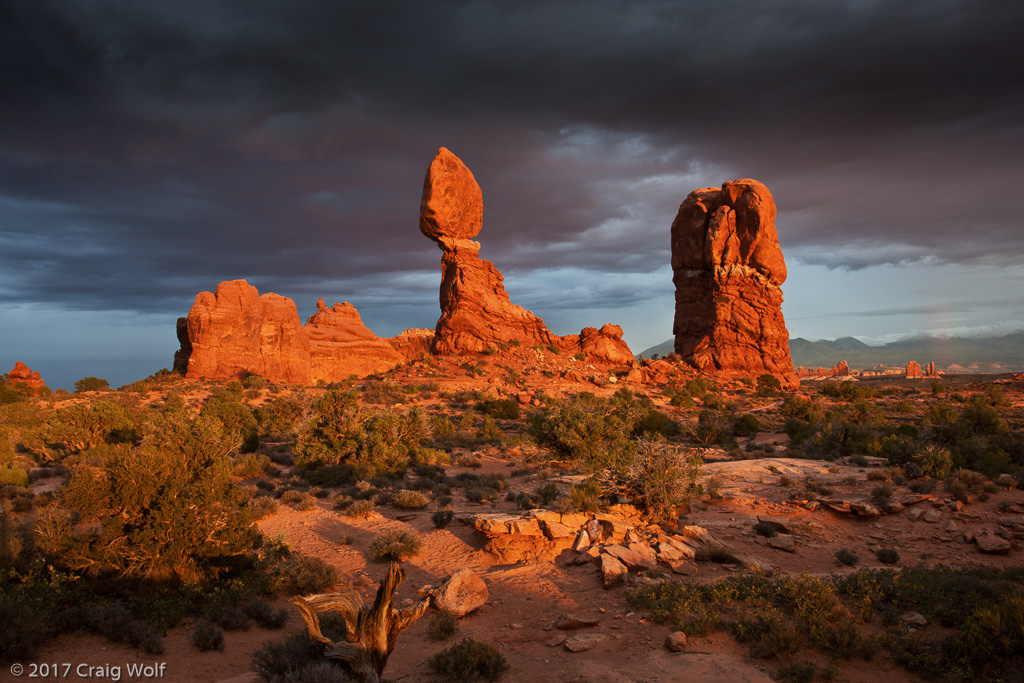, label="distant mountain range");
[638,332,1024,373]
